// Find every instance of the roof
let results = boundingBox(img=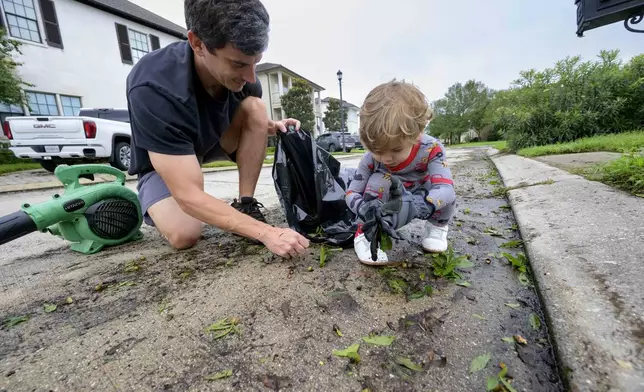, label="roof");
[317,97,360,110]
[75,0,187,39]
[255,63,325,91]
